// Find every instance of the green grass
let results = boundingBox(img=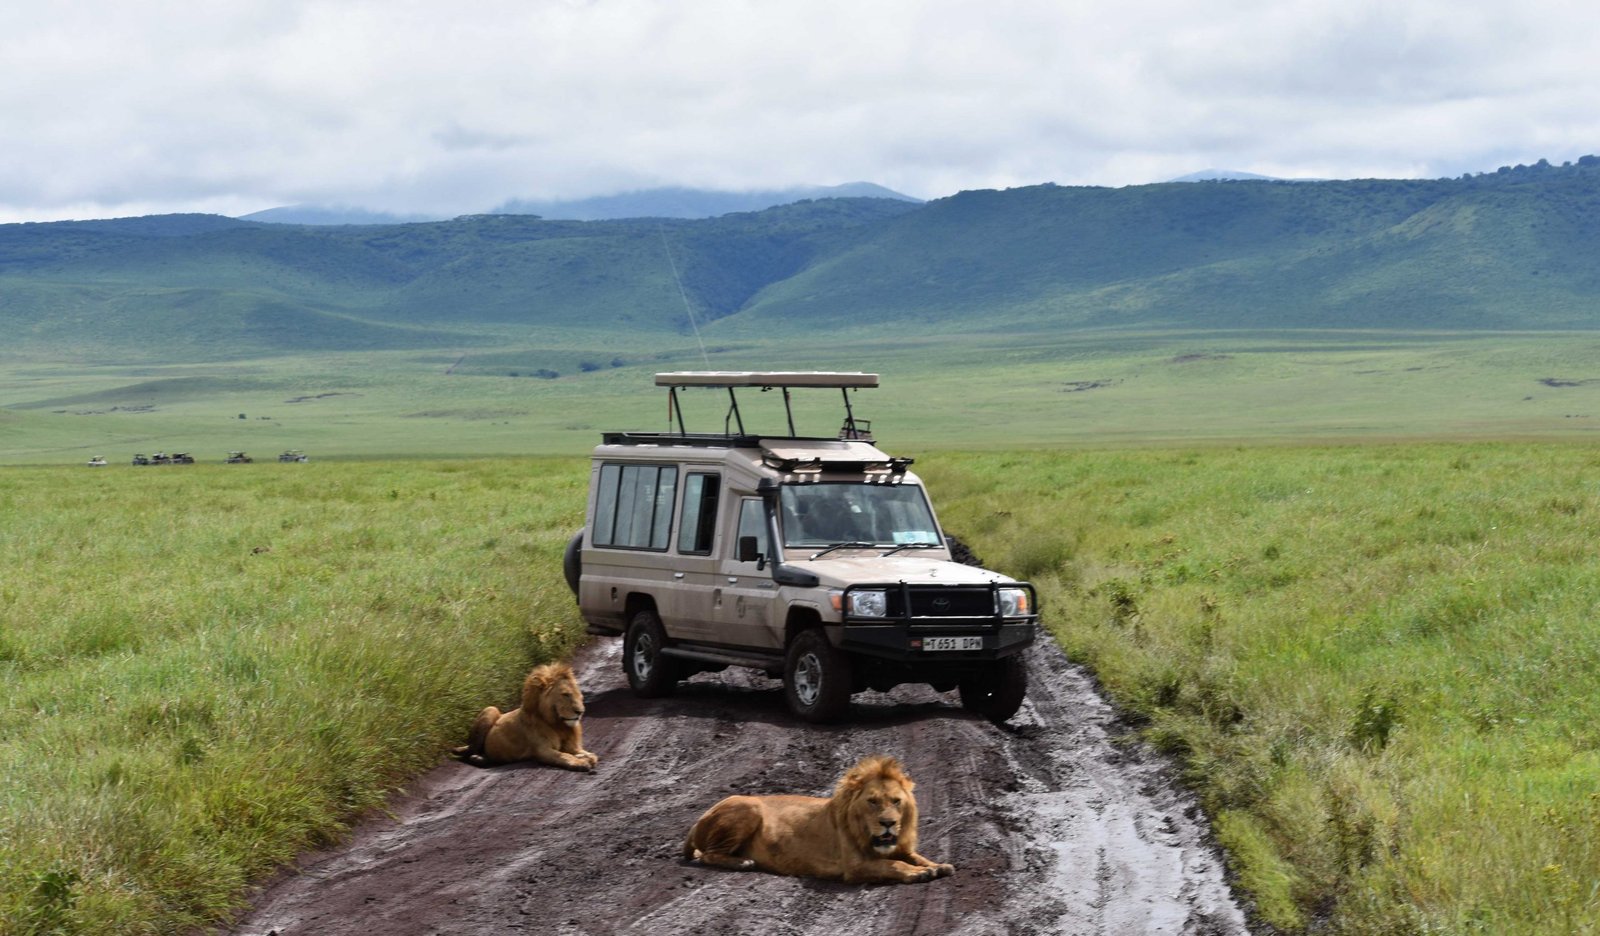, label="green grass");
[7,444,1600,933]
[924,443,1600,934]
[6,329,1600,466]
[0,459,588,934]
